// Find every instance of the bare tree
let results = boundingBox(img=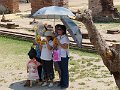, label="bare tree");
[75,10,120,89]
